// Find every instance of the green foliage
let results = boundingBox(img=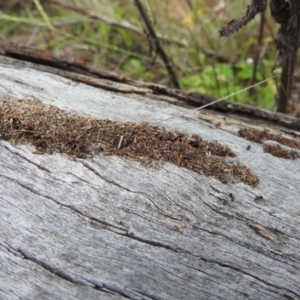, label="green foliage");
[123,58,154,81]
[180,59,277,110]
